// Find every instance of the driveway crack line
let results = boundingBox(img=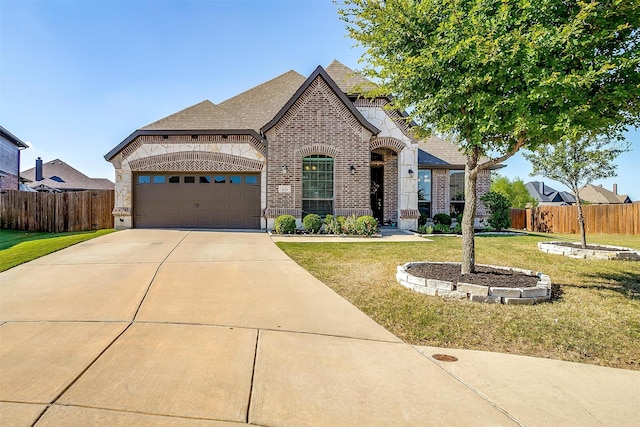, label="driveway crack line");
[246,328,260,424]
[131,231,191,322]
[411,346,526,426]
